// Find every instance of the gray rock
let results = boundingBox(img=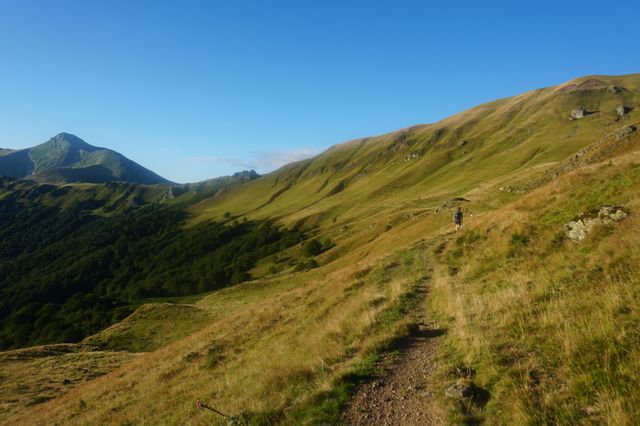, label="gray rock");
[564,219,591,242]
[570,107,586,120]
[616,105,629,116]
[599,205,628,221]
[403,152,419,161]
[564,205,628,241]
[445,382,473,399]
